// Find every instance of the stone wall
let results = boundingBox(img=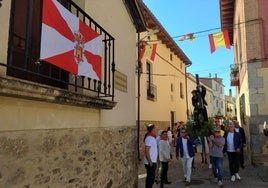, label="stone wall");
[249,114,268,165]
[0,127,137,188]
